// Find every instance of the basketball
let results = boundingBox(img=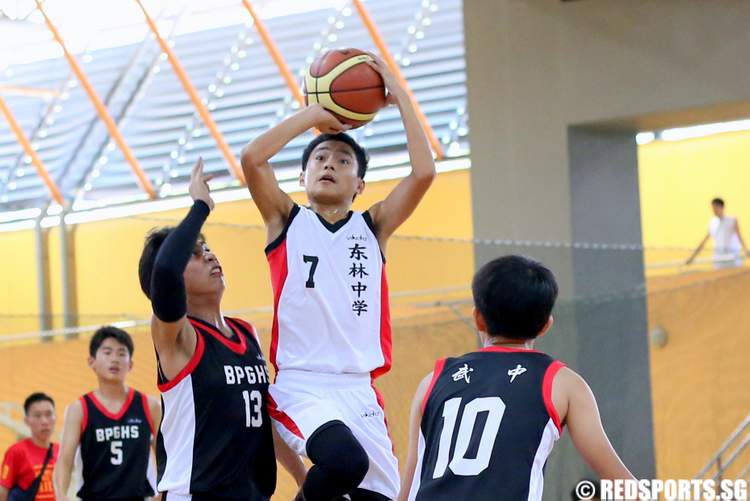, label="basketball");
[304,48,387,128]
